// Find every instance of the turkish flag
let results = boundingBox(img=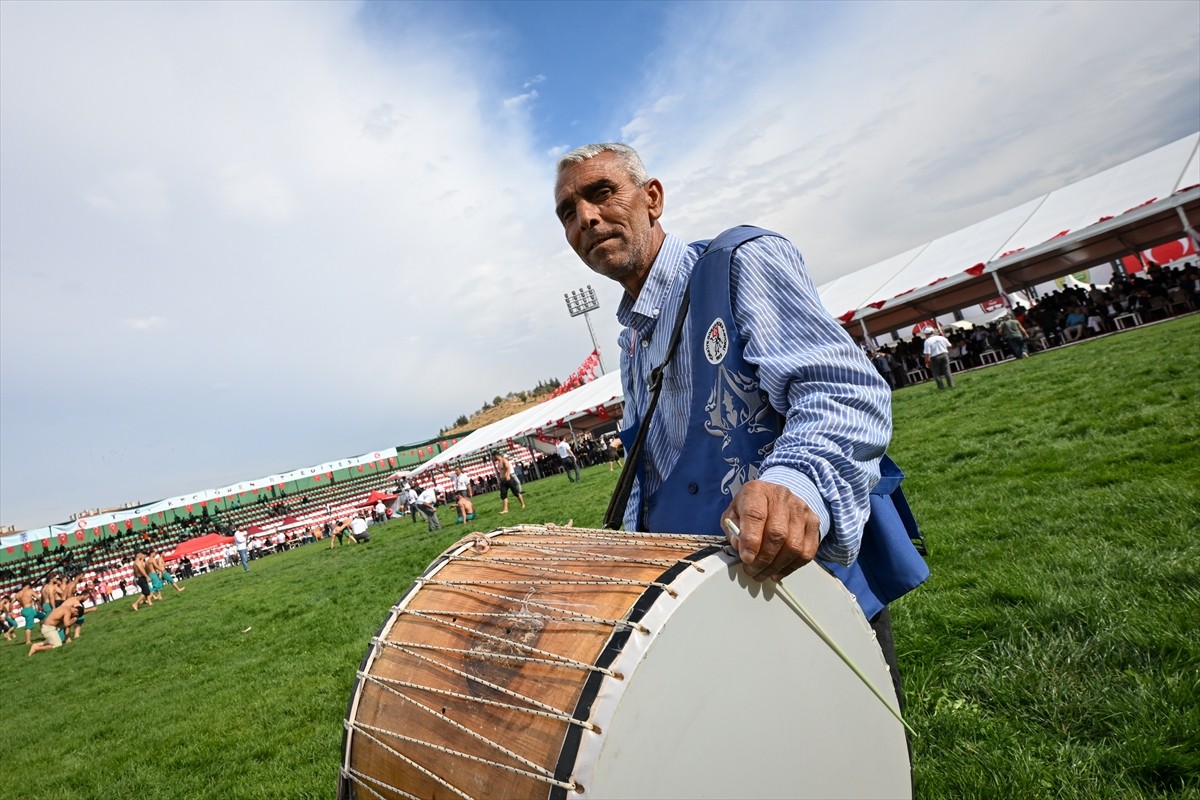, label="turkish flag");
[57,533,68,545]
[93,527,101,538]
[125,519,133,529]
[389,457,397,466]
[314,474,322,481]
[200,500,207,507]
[418,449,424,458]
[5,546,12,554]
[22,542,32,552]
[108,523,118,533]
[185,504,194,513]
[140,515,149,524]
[75,531,85,542]
[357,465,364,472]
[41,538,50,549]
